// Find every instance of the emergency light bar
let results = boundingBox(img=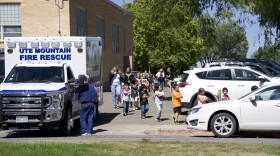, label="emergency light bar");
[19,42,27,48]
[63,42,72,48]
[31,42,39,48]
[41,42,50,48]
[74,42,83,48]
[7,42,16,49]
[51,42,60,48]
